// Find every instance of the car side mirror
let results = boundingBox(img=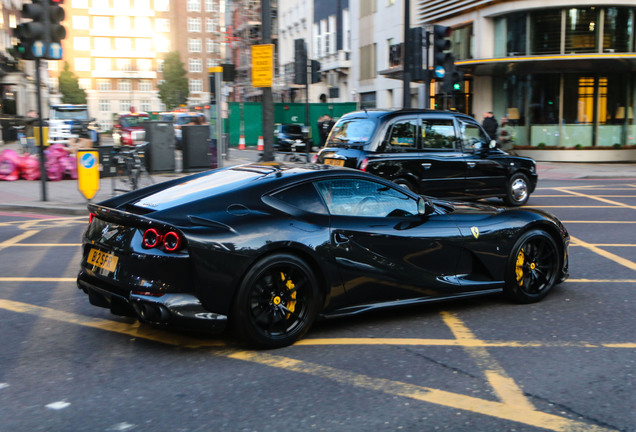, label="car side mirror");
[417,197,435,216]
